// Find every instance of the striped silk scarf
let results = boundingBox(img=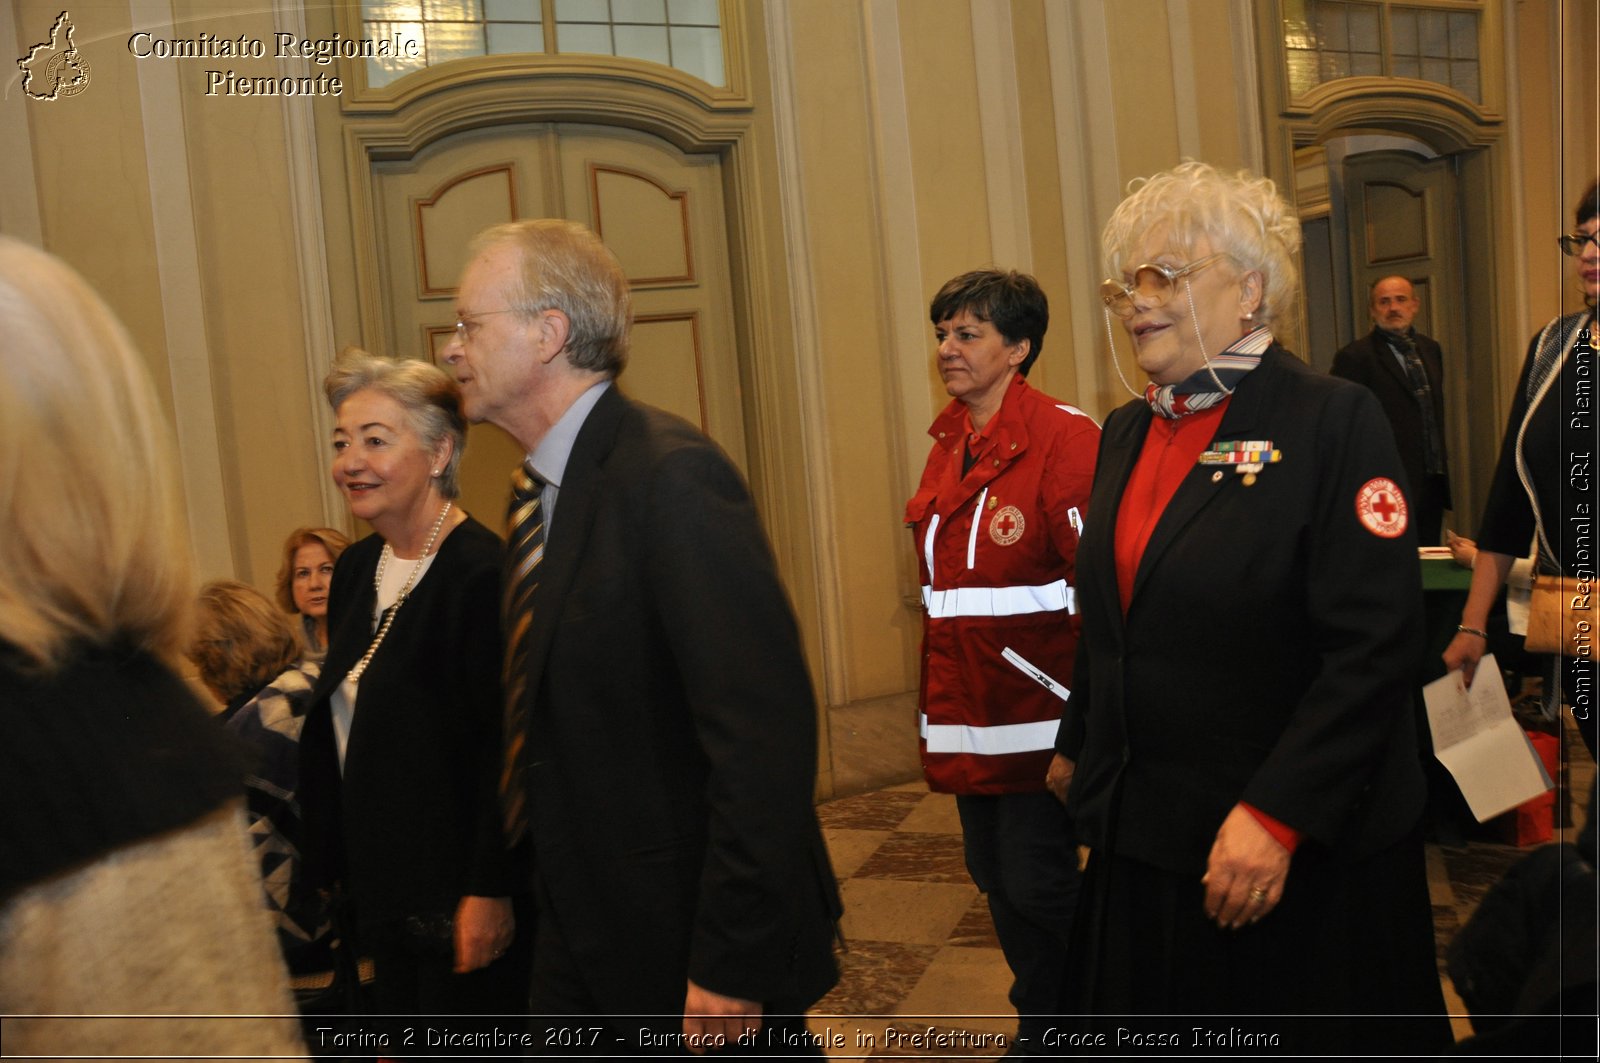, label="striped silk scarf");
[1145,326,1273,419]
